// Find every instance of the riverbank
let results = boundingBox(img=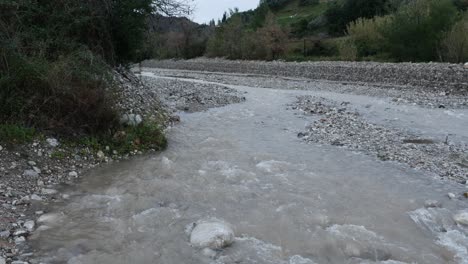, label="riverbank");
[0,69,246,263]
